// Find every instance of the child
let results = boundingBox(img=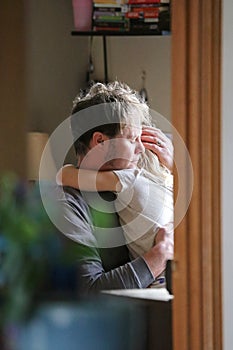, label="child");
[57,127,173,288]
